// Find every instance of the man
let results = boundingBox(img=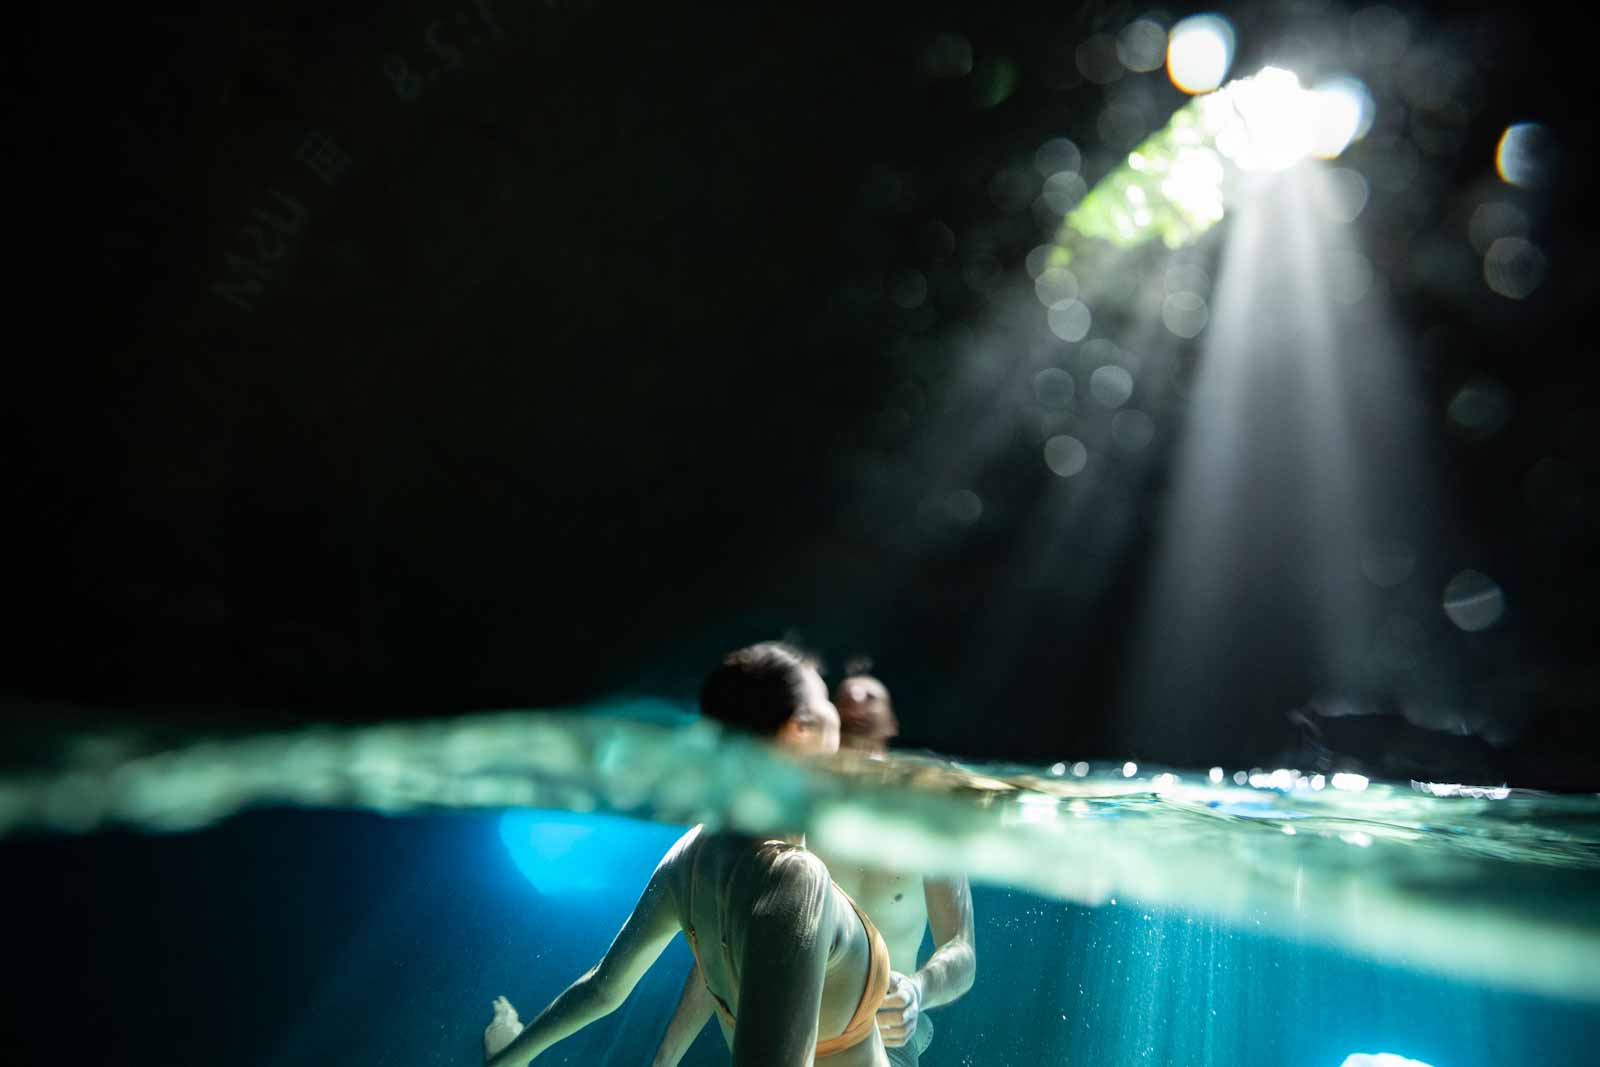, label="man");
[651,671,975,1066]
